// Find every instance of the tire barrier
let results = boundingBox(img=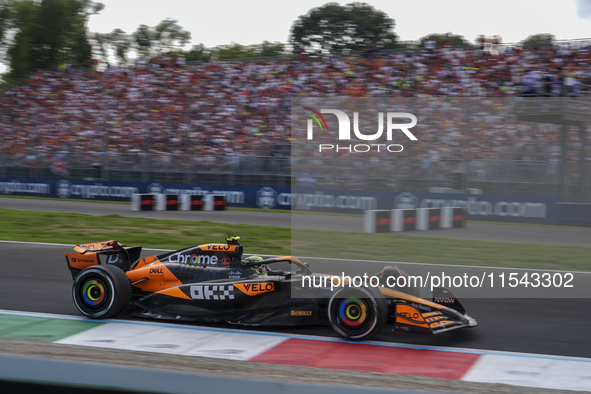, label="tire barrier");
[202,194,227,211]
[132,194,227,212]
[364,207,465,233]
[155,194,179,211]
[131,194,155,211]
[441,207,466,228]
[363,210,393,233]
[402,209,417,231]
[180,194,204,211]
[417,208,441,230]
[452,207,466,228]
[213,194,227,211]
